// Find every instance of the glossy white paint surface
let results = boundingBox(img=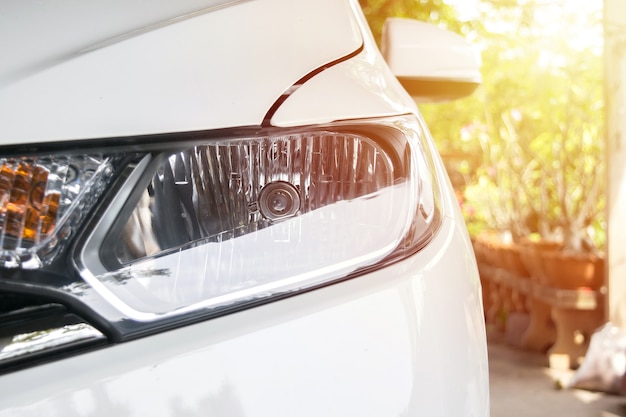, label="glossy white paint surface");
[0,0,361,144]
[0,0,490,415]
[271,48,412,127]
[0,213,489,417]
[271,1,416,127]
[0,0,240,87]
